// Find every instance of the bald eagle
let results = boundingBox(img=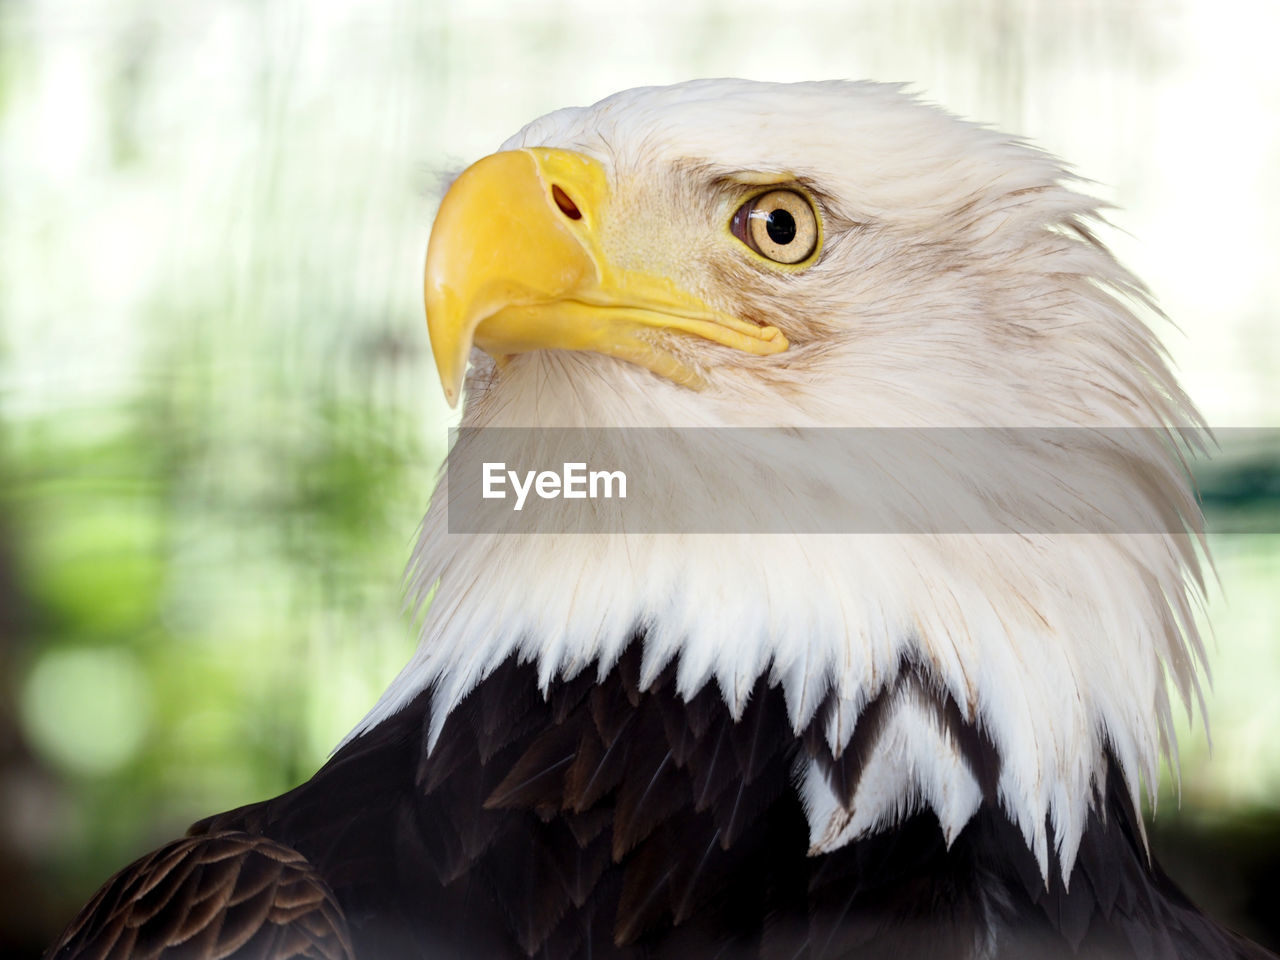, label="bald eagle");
[48,79,1276,960]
